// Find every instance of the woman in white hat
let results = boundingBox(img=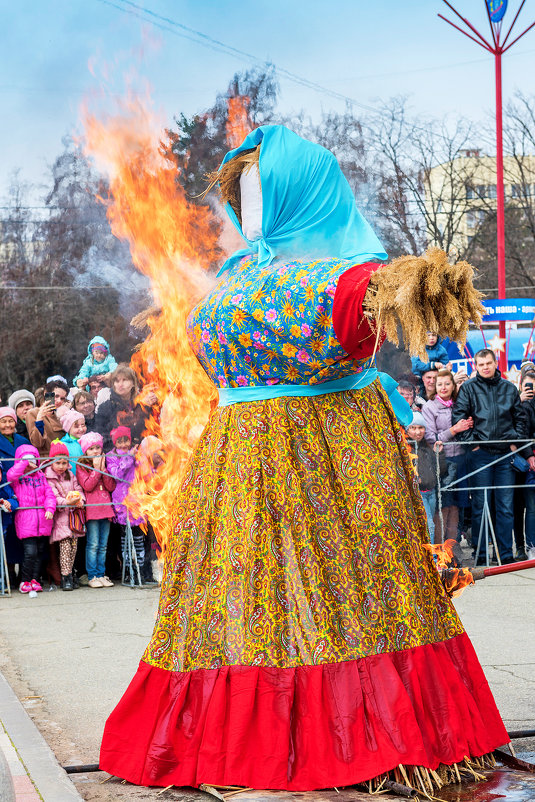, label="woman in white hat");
[8,389,36,440]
